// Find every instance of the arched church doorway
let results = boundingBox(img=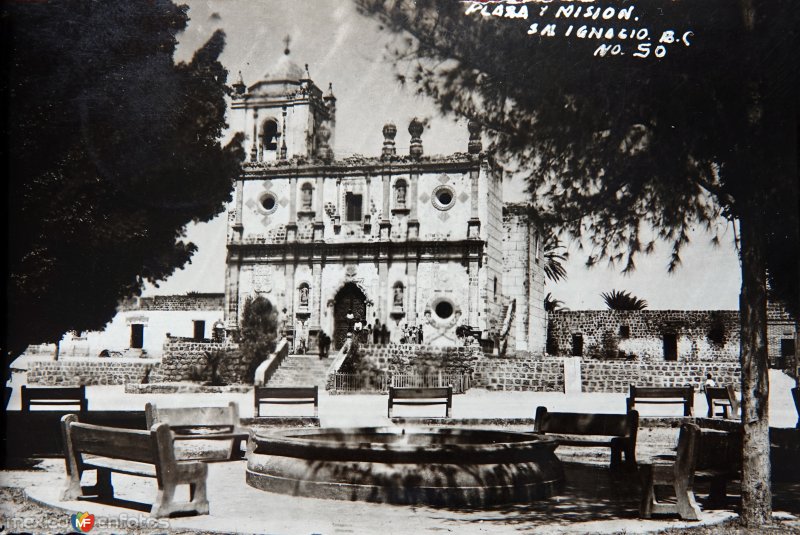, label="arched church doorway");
[333,283,367,349]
